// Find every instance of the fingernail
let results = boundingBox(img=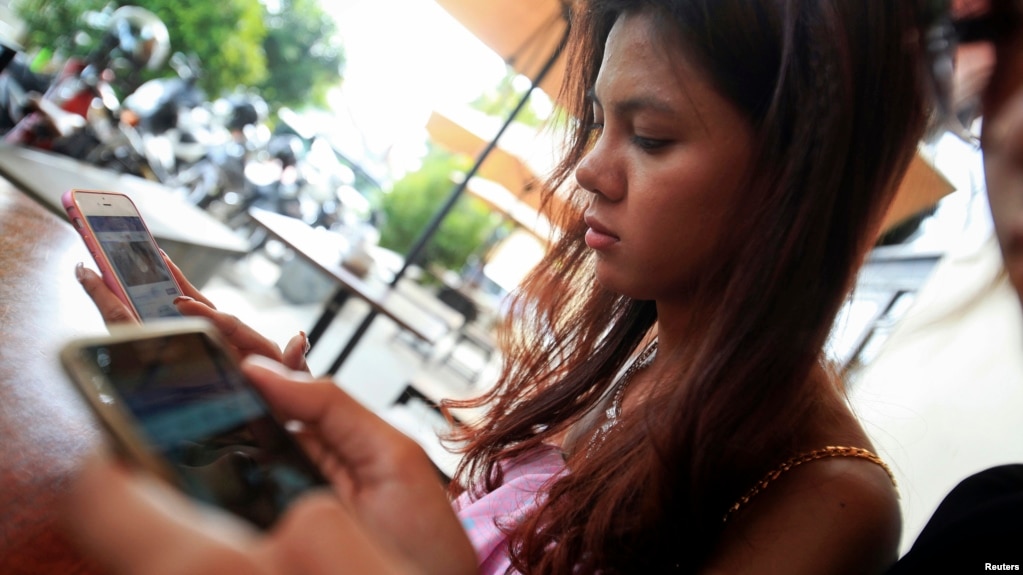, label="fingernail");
[301,331,311,355]
[75,262,86,282]
[173,296,195,305]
